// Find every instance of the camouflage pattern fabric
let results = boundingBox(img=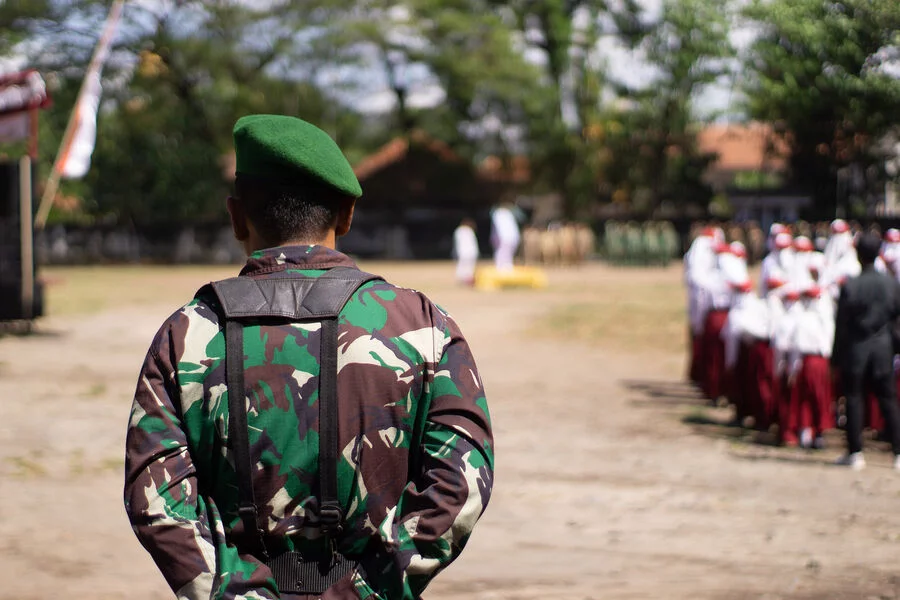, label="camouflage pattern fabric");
[124,245,494,600]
